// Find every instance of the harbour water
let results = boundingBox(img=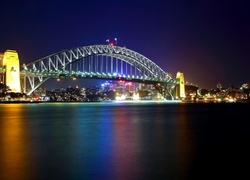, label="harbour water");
[0,101,249,180]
